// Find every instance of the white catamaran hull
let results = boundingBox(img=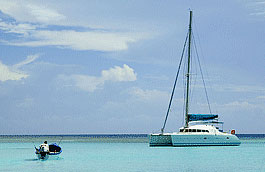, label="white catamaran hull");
[171,134,240,146]
[150,133,240,147]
